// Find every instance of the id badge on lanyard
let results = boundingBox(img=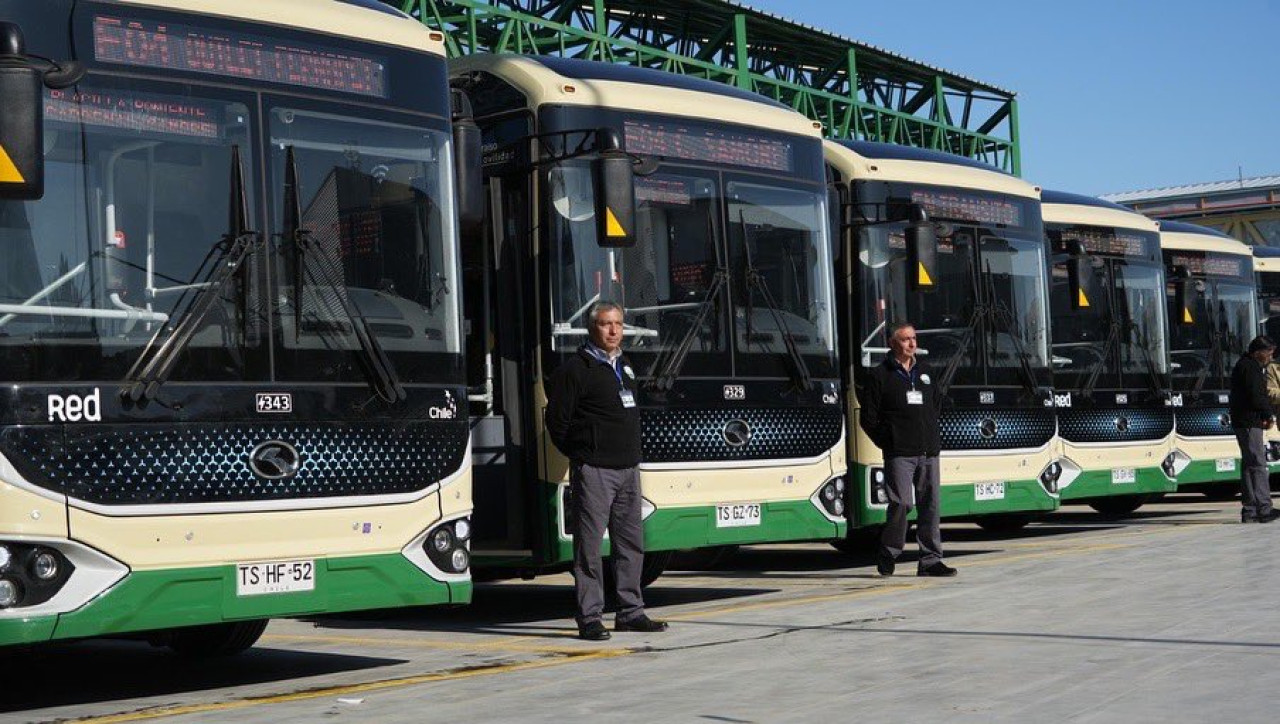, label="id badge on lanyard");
[907,390,924,405]
[612,359,637,408]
